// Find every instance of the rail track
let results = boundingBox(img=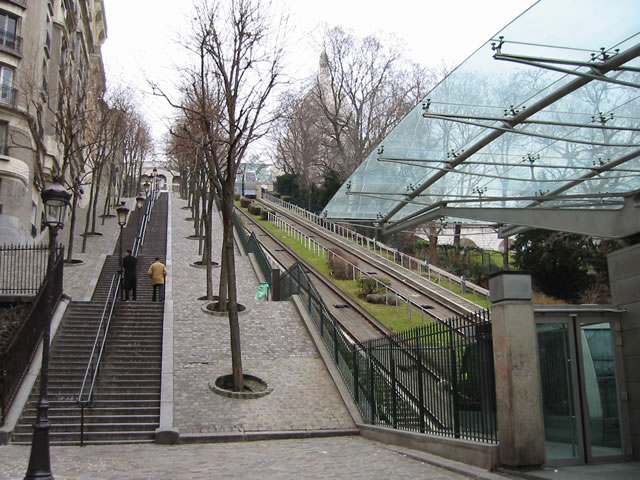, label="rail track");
[254,198,484,325]
[234,206,388,343]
